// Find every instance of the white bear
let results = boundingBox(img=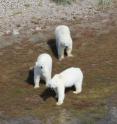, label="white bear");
[48,67,83,105]
[55,25,73,61]
[34,53,52,88]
